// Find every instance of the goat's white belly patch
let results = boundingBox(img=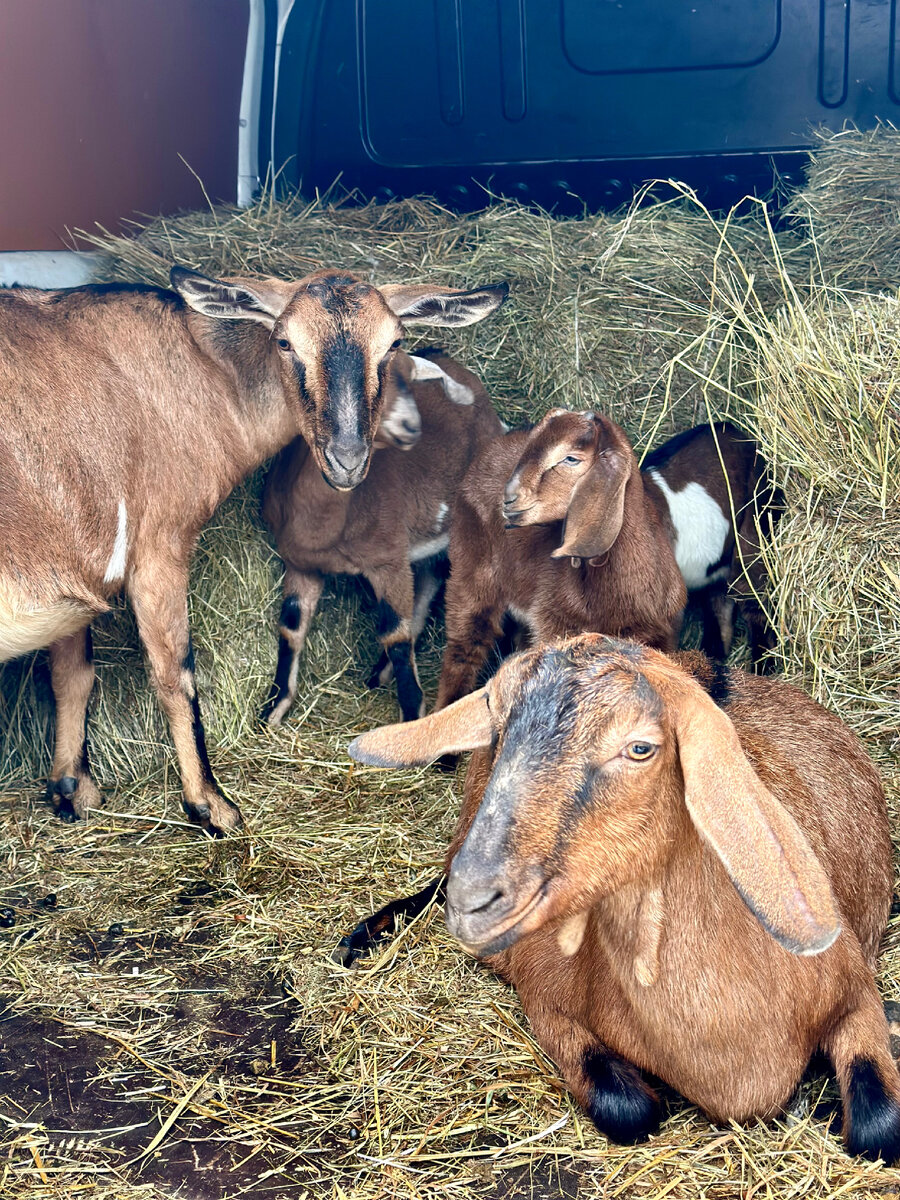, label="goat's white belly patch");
[409,533,450,563]
[434,502,449,532]
[103,499,128,583]
[0,585,91,662]
[648,472,730,591]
